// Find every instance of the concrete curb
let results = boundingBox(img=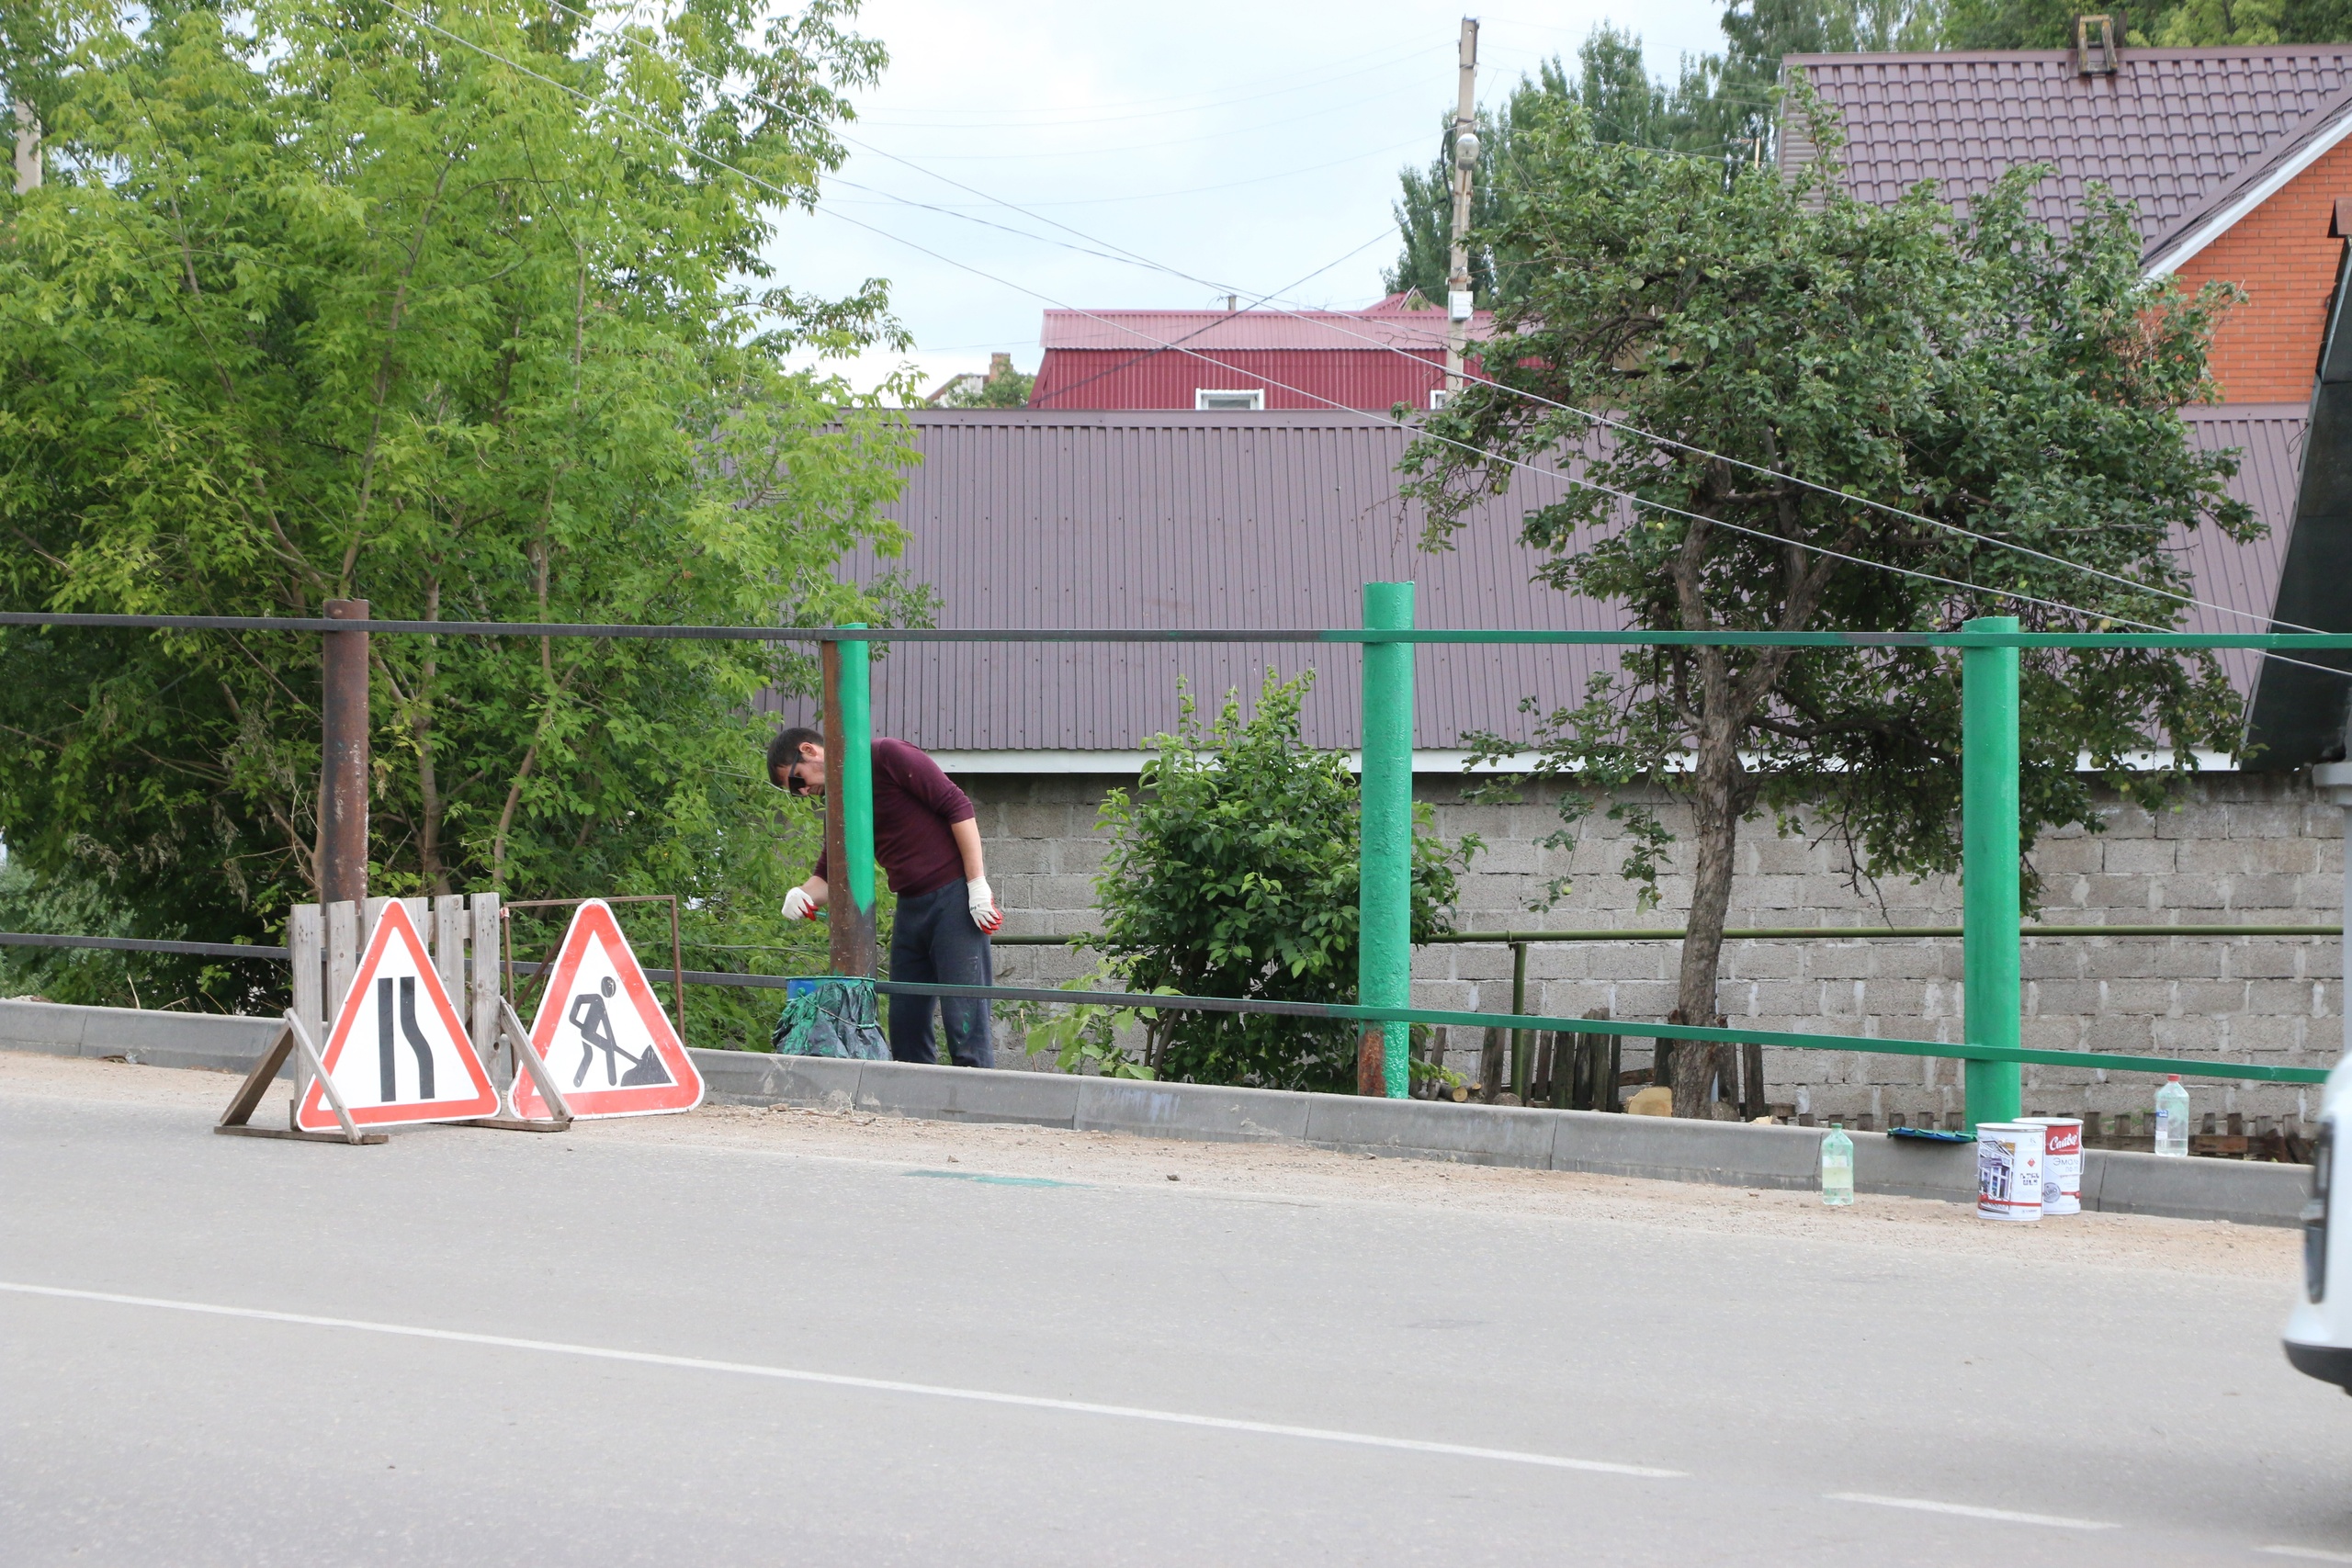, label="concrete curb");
[2086,1145,2312,1225]
[0,998,284,1075]
[0,998,2309,1226]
